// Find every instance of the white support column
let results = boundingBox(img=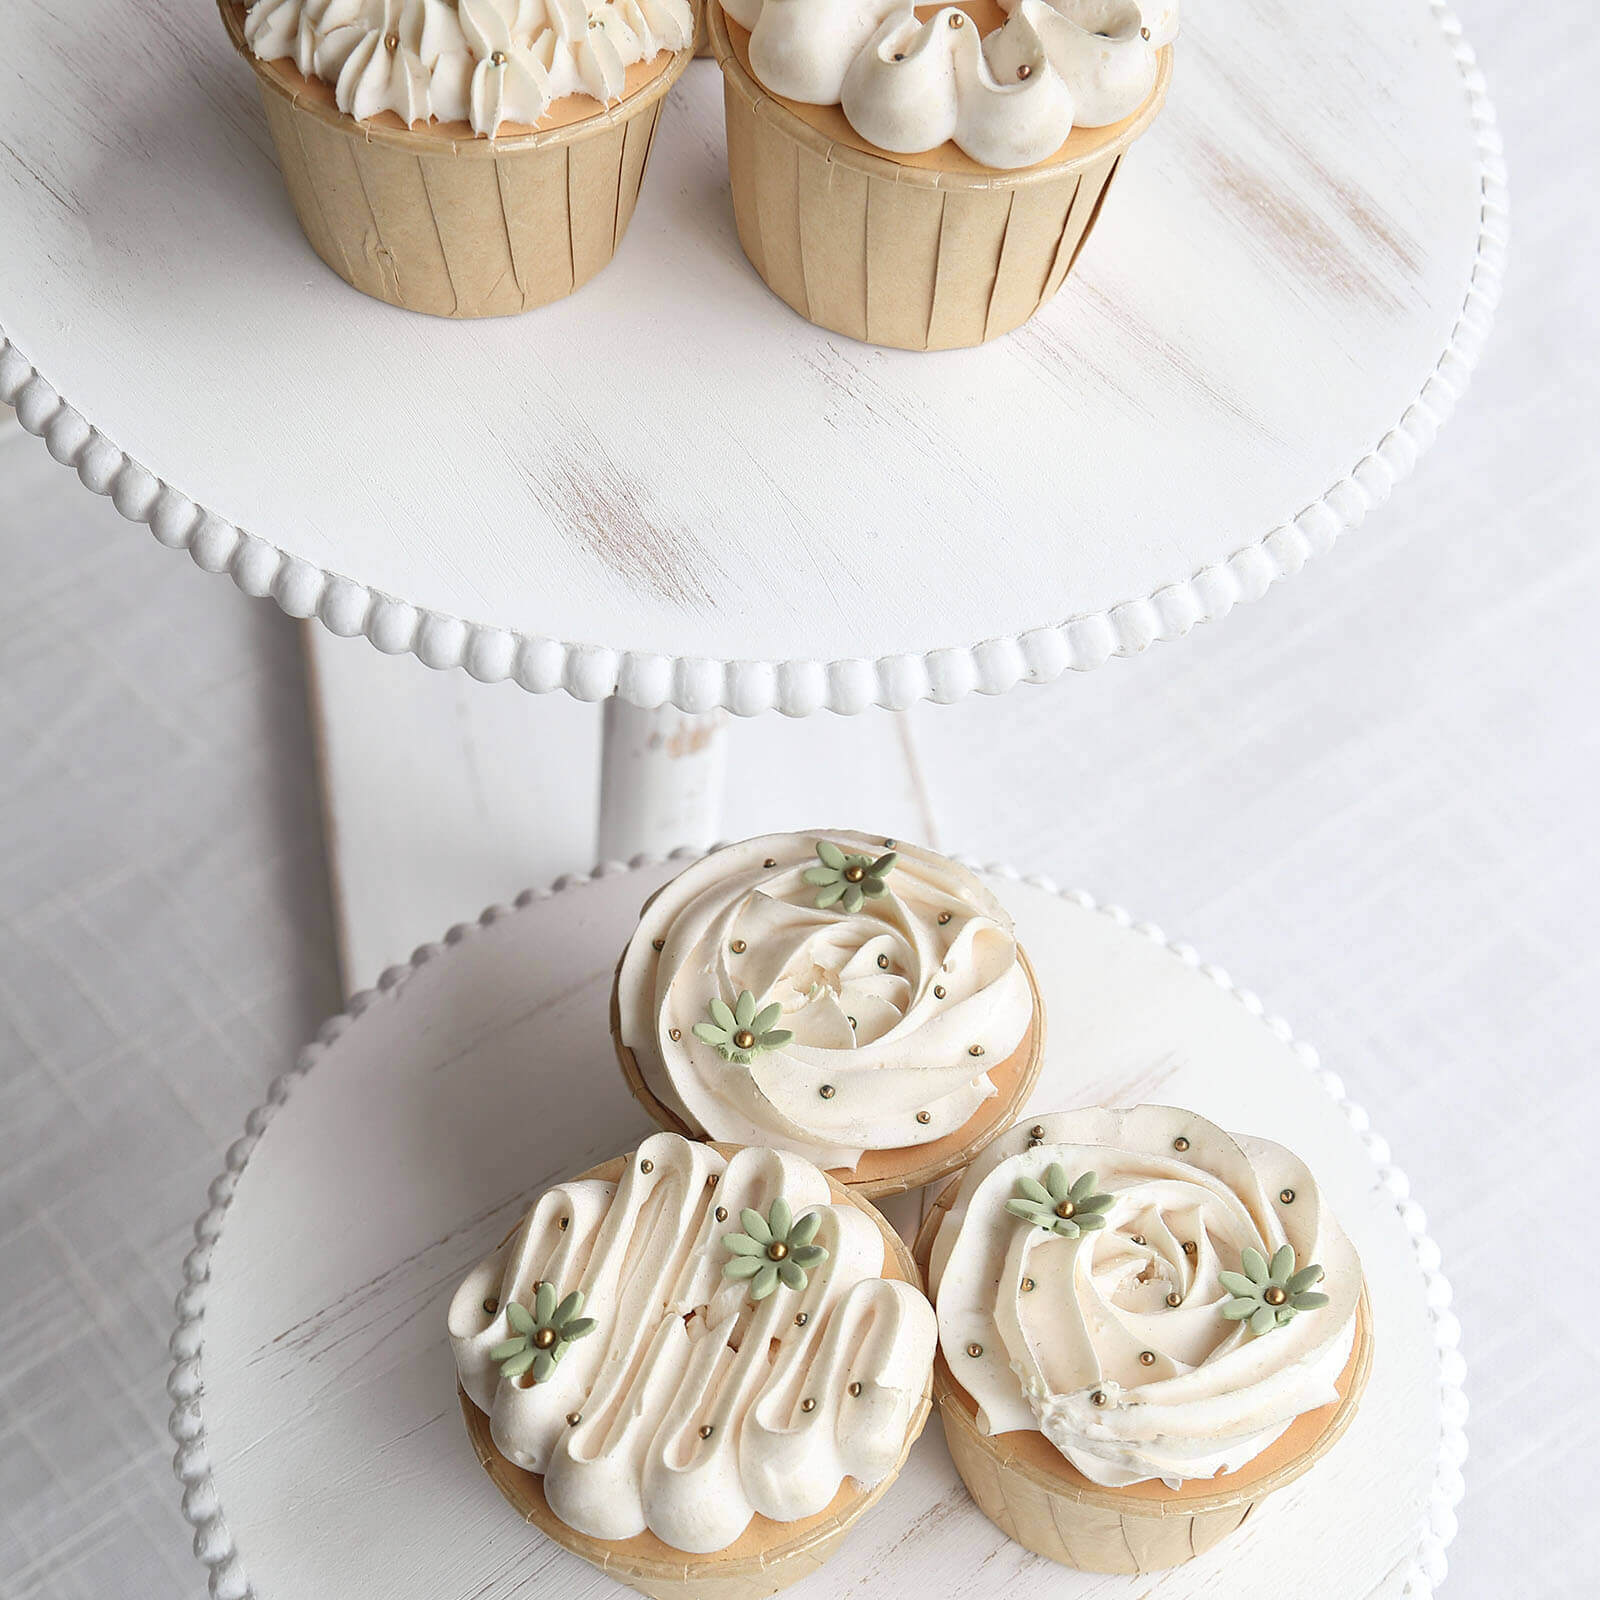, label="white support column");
[597,698,727,863]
